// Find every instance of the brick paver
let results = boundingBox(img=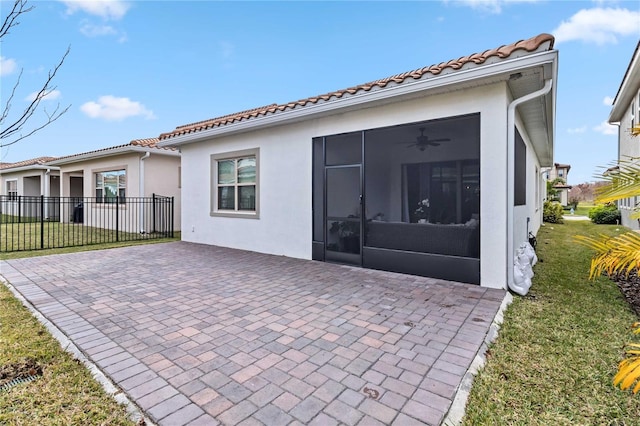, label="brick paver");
[1,241,505,425]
